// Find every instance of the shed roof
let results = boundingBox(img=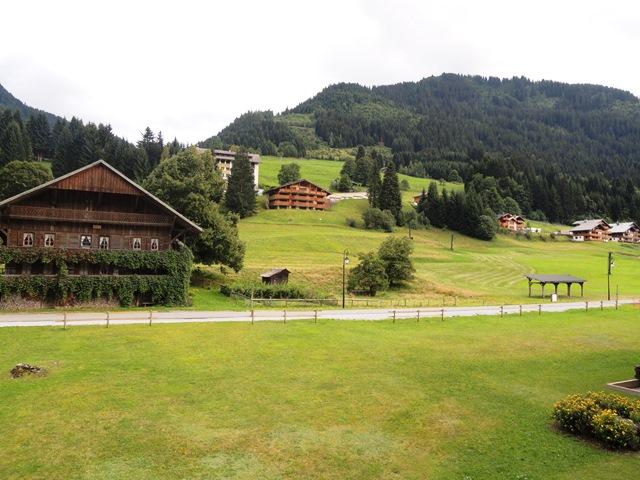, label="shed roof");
[526,274,586,283]
[261,268,290,278]
[0,160,203,233]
